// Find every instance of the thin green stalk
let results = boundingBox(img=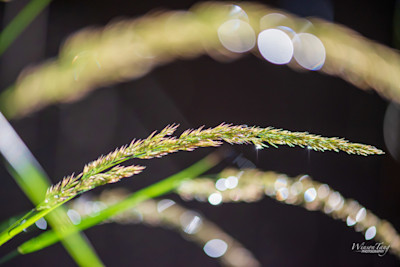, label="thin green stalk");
[0,113,103,266]
[14,153,219,256]
[0,0,51,55]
